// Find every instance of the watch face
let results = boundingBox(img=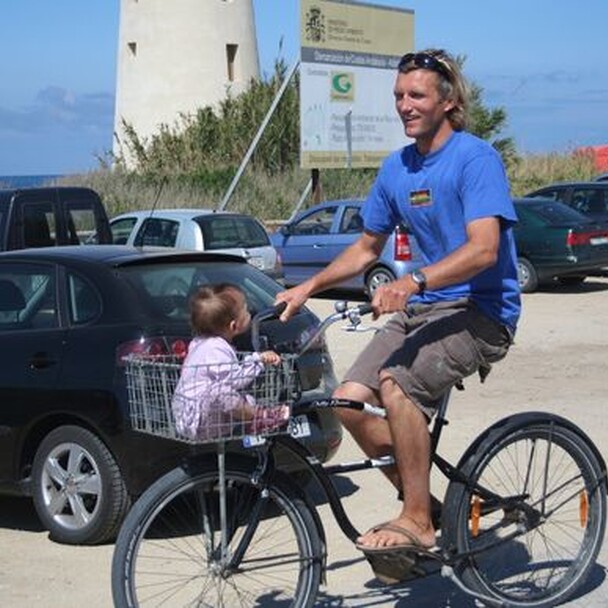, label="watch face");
[412,270,426,290]
[413,270,425,283]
